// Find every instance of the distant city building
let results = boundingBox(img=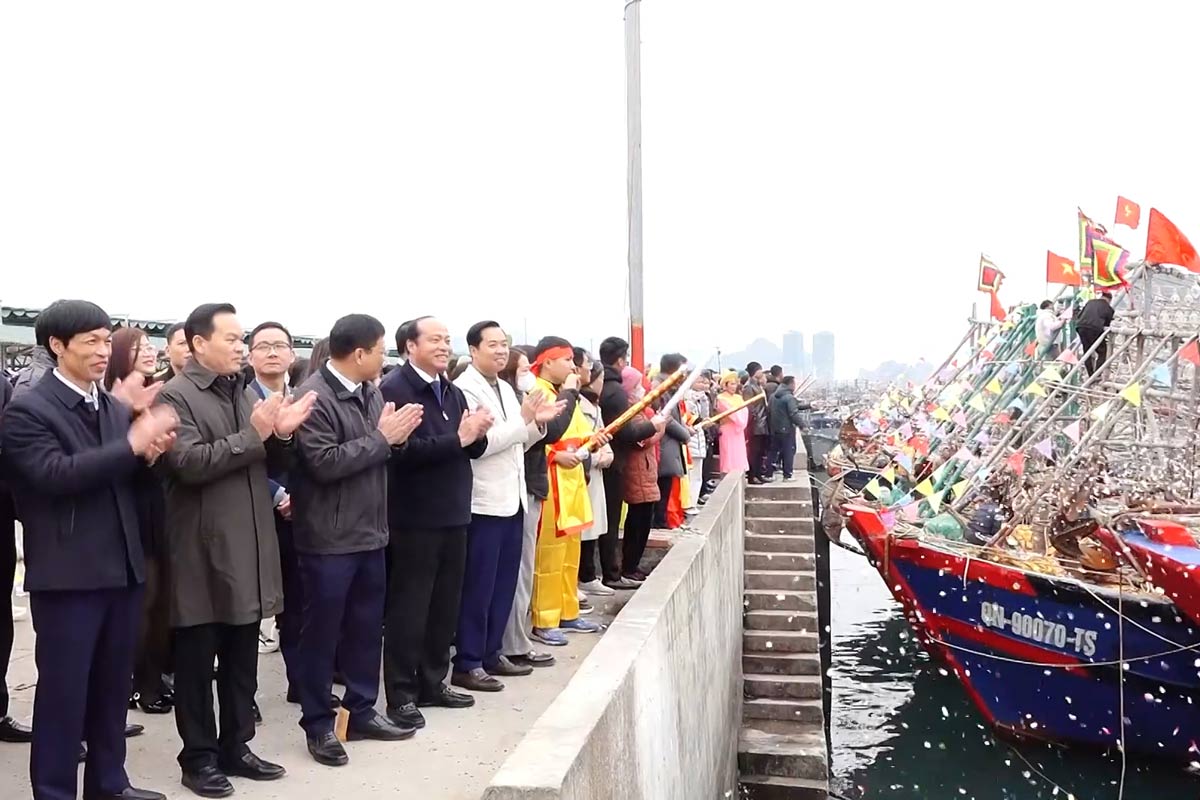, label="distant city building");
[812,331,835,380]
[782,330,808,376]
